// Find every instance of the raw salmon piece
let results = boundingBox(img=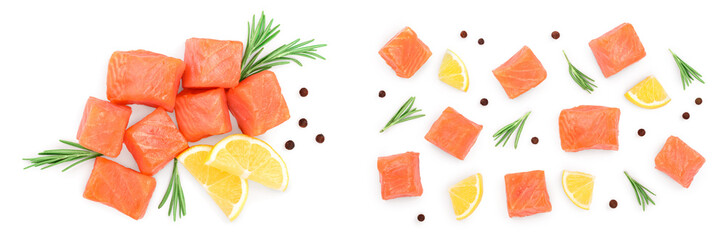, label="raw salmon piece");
[124,108,188,176]
[424,107,482,160]
[589,23,646,78]
[492,46,547,99]
[76,97,132,158]
[379,27,432,78]
[559,105,620,152]
[655,136,705,188]
[83,157,156,220]
[377,152,423,200]
[107,50,185,111]
[227,71,289,137]
[505,170,551,218]
[182,38,244,89]
[175,88,232,142]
